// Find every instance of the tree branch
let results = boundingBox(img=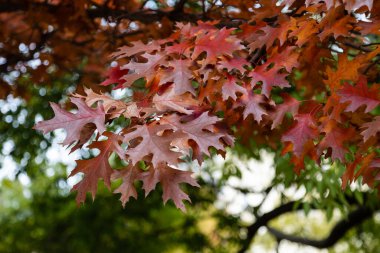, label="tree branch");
[173,0,188,12]
[238,201,301,253]
[363,57,380,75]
[237,193,371,253]
[340,41,372,53]
[0,0,203,24]
[266,206,376,249]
